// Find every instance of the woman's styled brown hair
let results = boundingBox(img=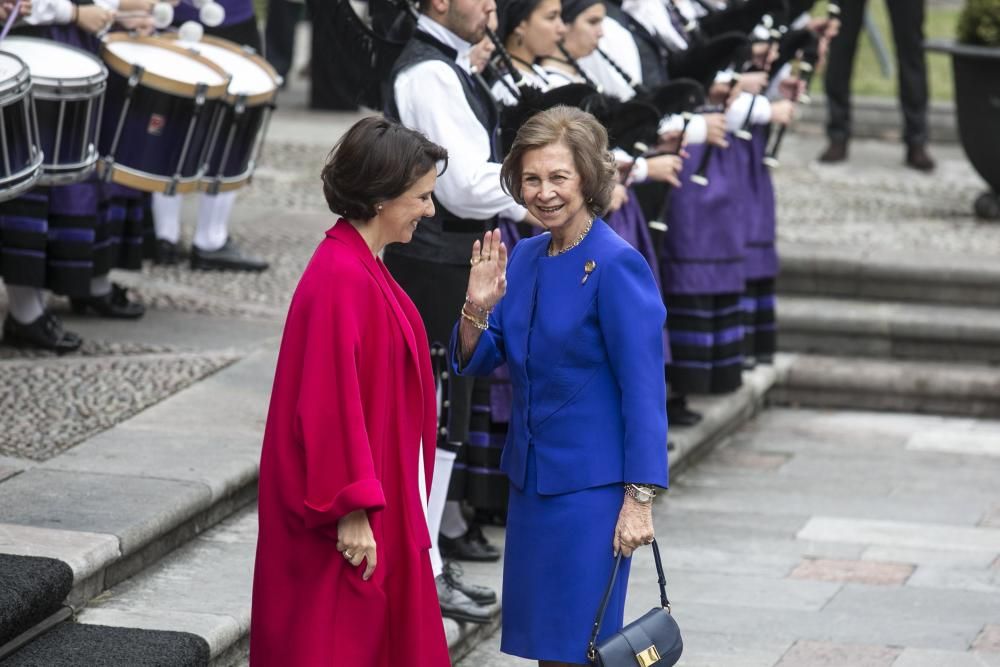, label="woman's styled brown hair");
[500,106,617,217]
[321,117,449,220]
